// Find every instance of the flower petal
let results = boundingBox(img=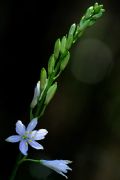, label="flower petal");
[33,129,48,140]
[58,171,68,179]
[16,120,26,135]
[28,140,43,150]
[40,160,72,179]
[60,160,72,164]
[27,118,38,132]
[34,81,40,98]
[5,135,21,143]
[28,130,37,139]
[19,140,28,155]
[56,160,72,172]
